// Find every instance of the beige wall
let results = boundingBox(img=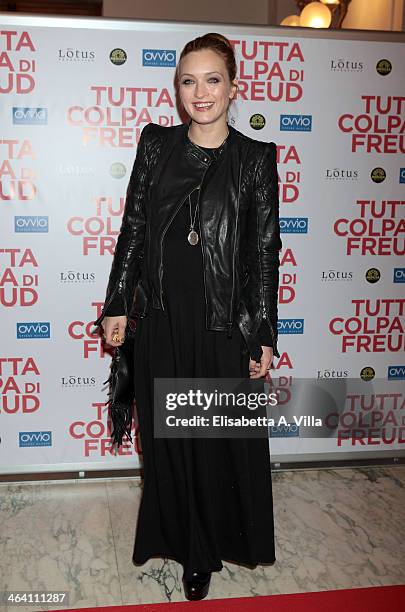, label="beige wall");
[102,0,404,31]
[275,0,299,25]
[342,0,404,31]
[102,0,269,24]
